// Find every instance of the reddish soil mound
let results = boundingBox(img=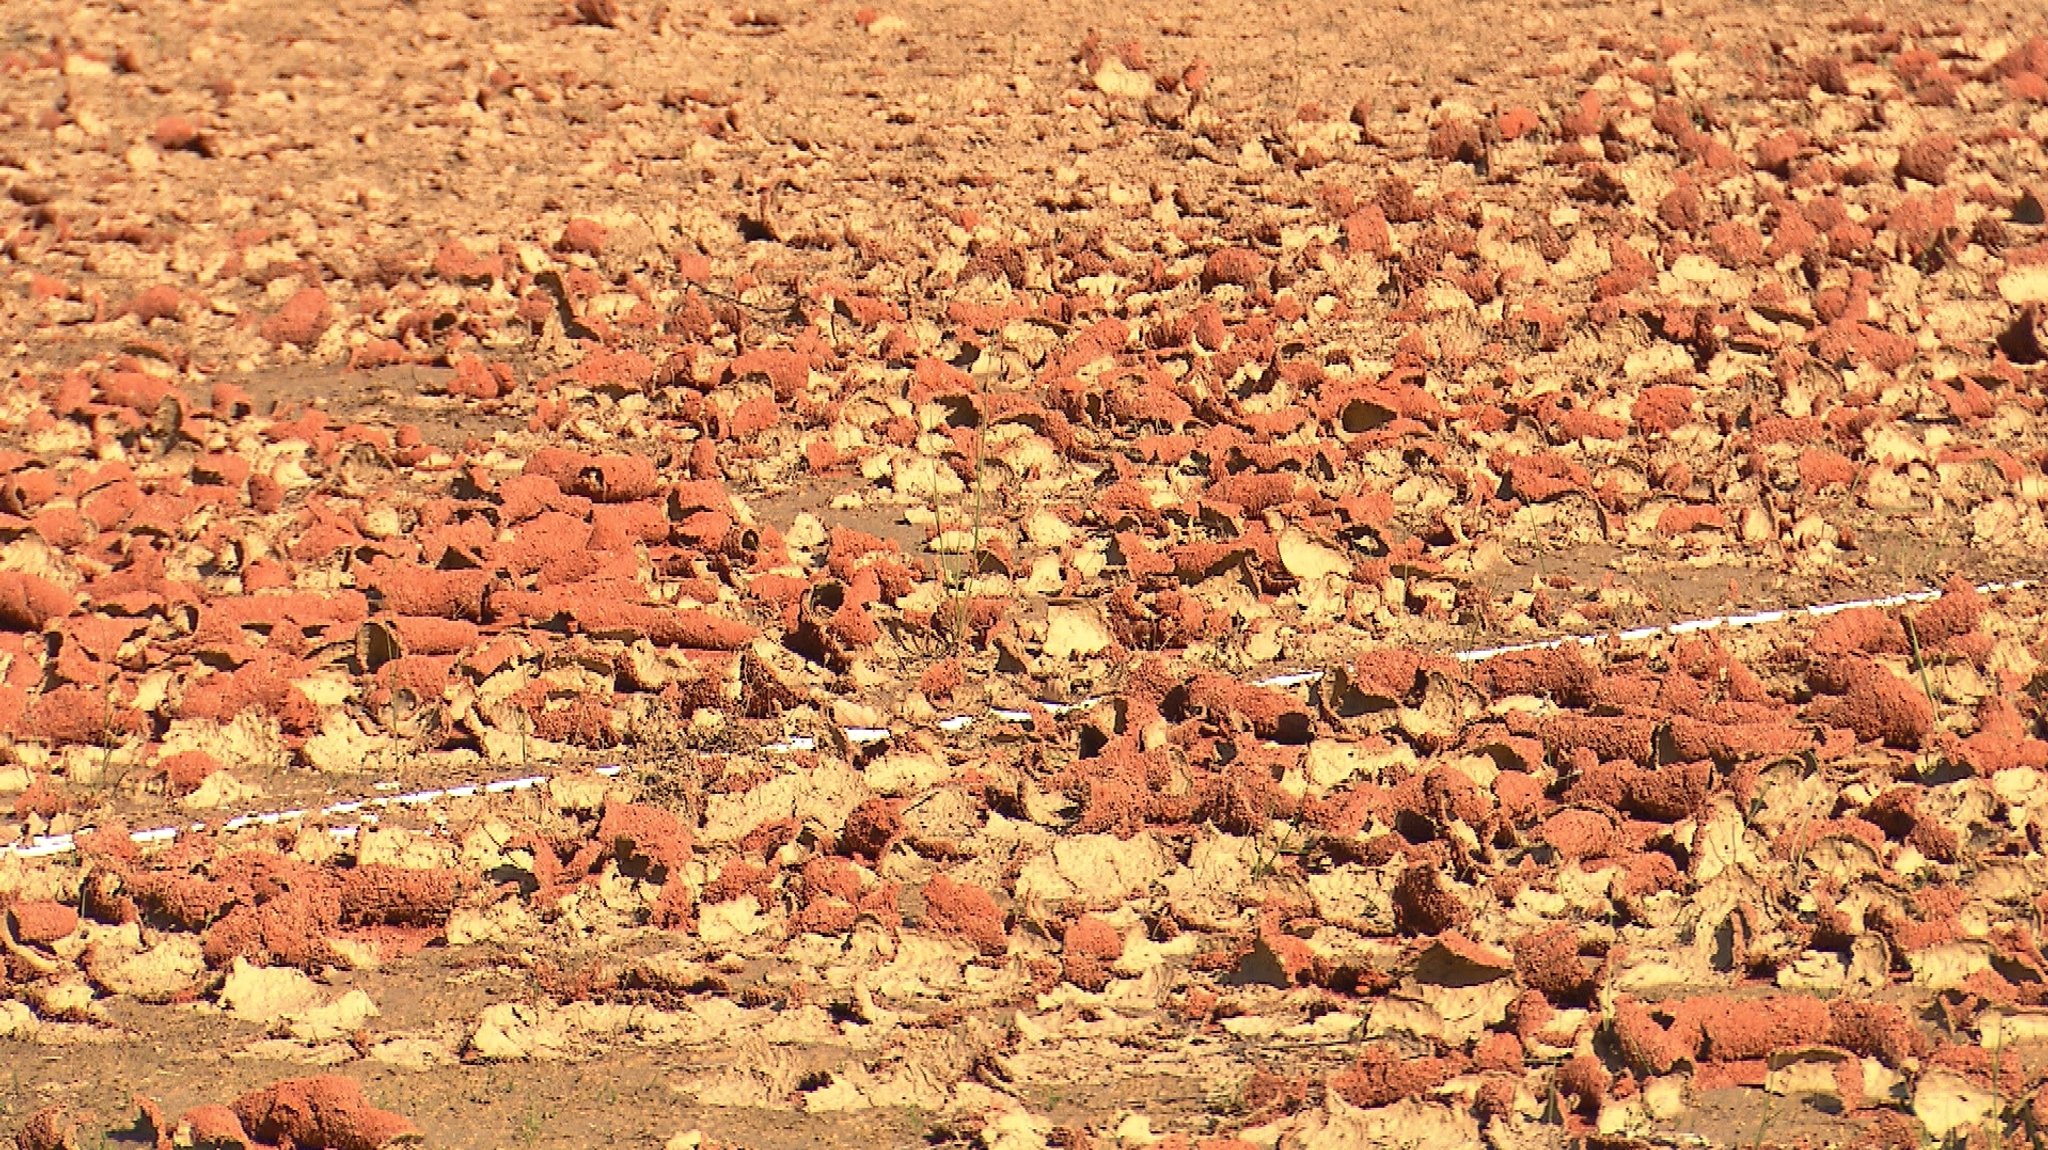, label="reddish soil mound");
[232,1076,419,1150]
